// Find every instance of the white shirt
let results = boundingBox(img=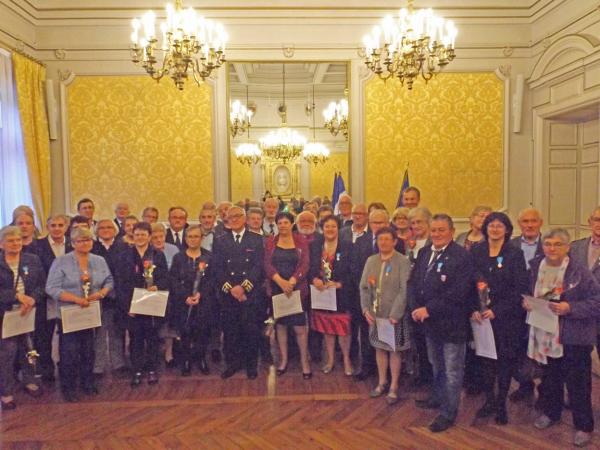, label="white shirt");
[428,243,449,266]
[232,228,246,243]
[351,224,368,243]
[262,219,278,236]
[99,237,115,251]
[48,236,66,258]
[171,229,184,243]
